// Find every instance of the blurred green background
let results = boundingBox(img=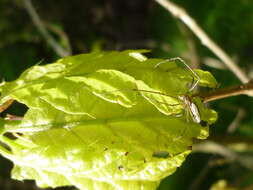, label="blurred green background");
[0,0,253,189]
